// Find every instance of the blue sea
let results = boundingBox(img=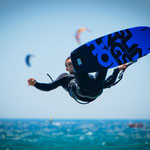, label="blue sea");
[0,119,150,150]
